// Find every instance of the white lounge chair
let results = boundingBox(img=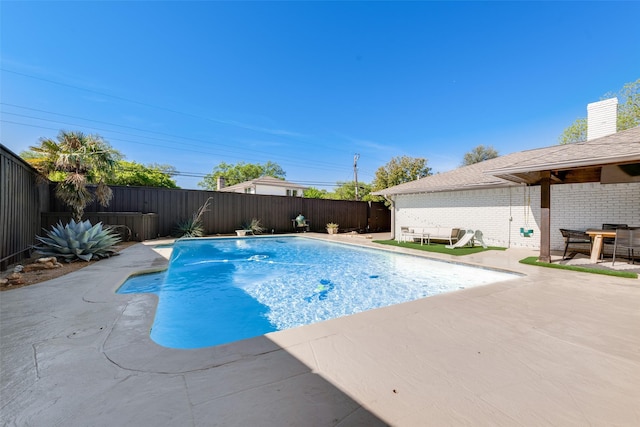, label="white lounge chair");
[445,230,487,249]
